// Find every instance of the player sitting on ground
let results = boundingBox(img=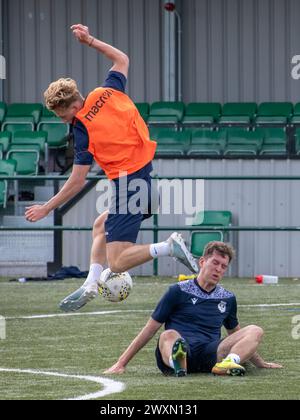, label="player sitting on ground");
[105,242,283,377]
[25,24,198,312]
